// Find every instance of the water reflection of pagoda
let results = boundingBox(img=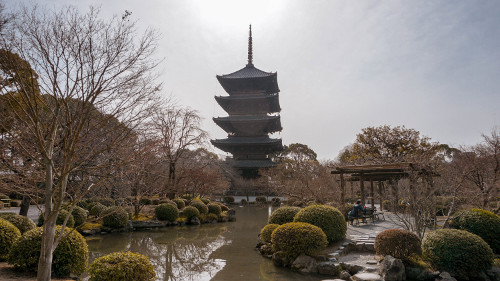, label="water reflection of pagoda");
[211,25,283,178]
